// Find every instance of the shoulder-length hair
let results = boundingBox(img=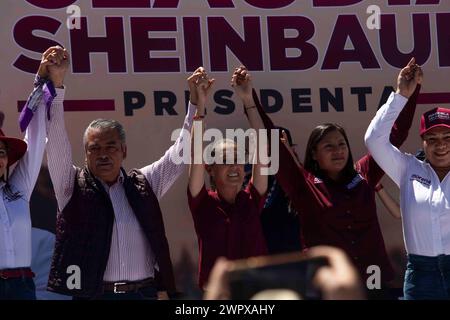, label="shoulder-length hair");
[303,123,357,181]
